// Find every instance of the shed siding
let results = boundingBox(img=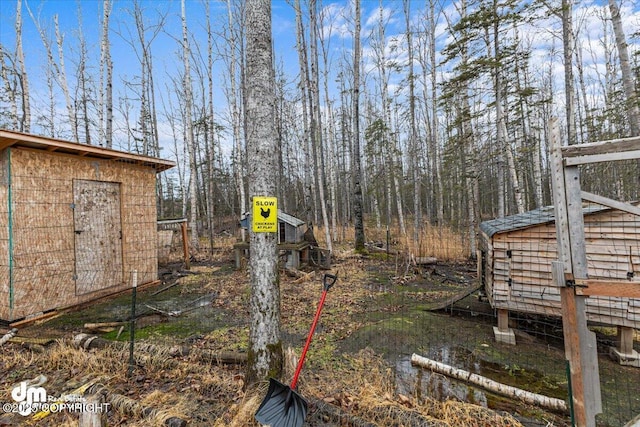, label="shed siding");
[486,208,640,327]
[1,148,158,321]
